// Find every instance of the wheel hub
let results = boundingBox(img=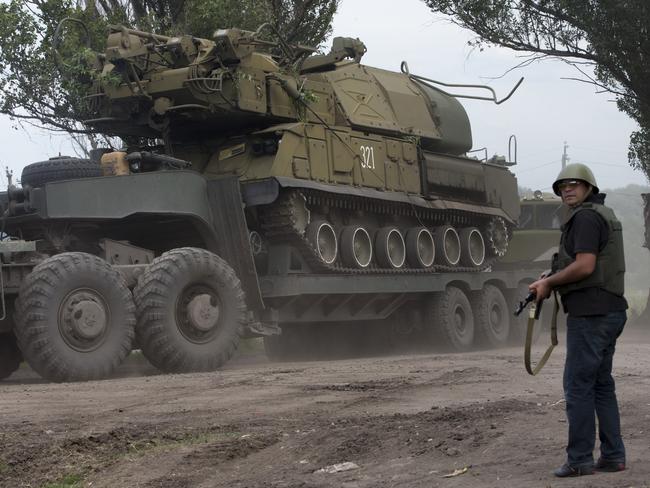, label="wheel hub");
[60,289,109,351]
[177,285,223,343]
[70,301,106,339]
[453,305,467,334]
[186,294,220,332]
[489,304,505,334]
